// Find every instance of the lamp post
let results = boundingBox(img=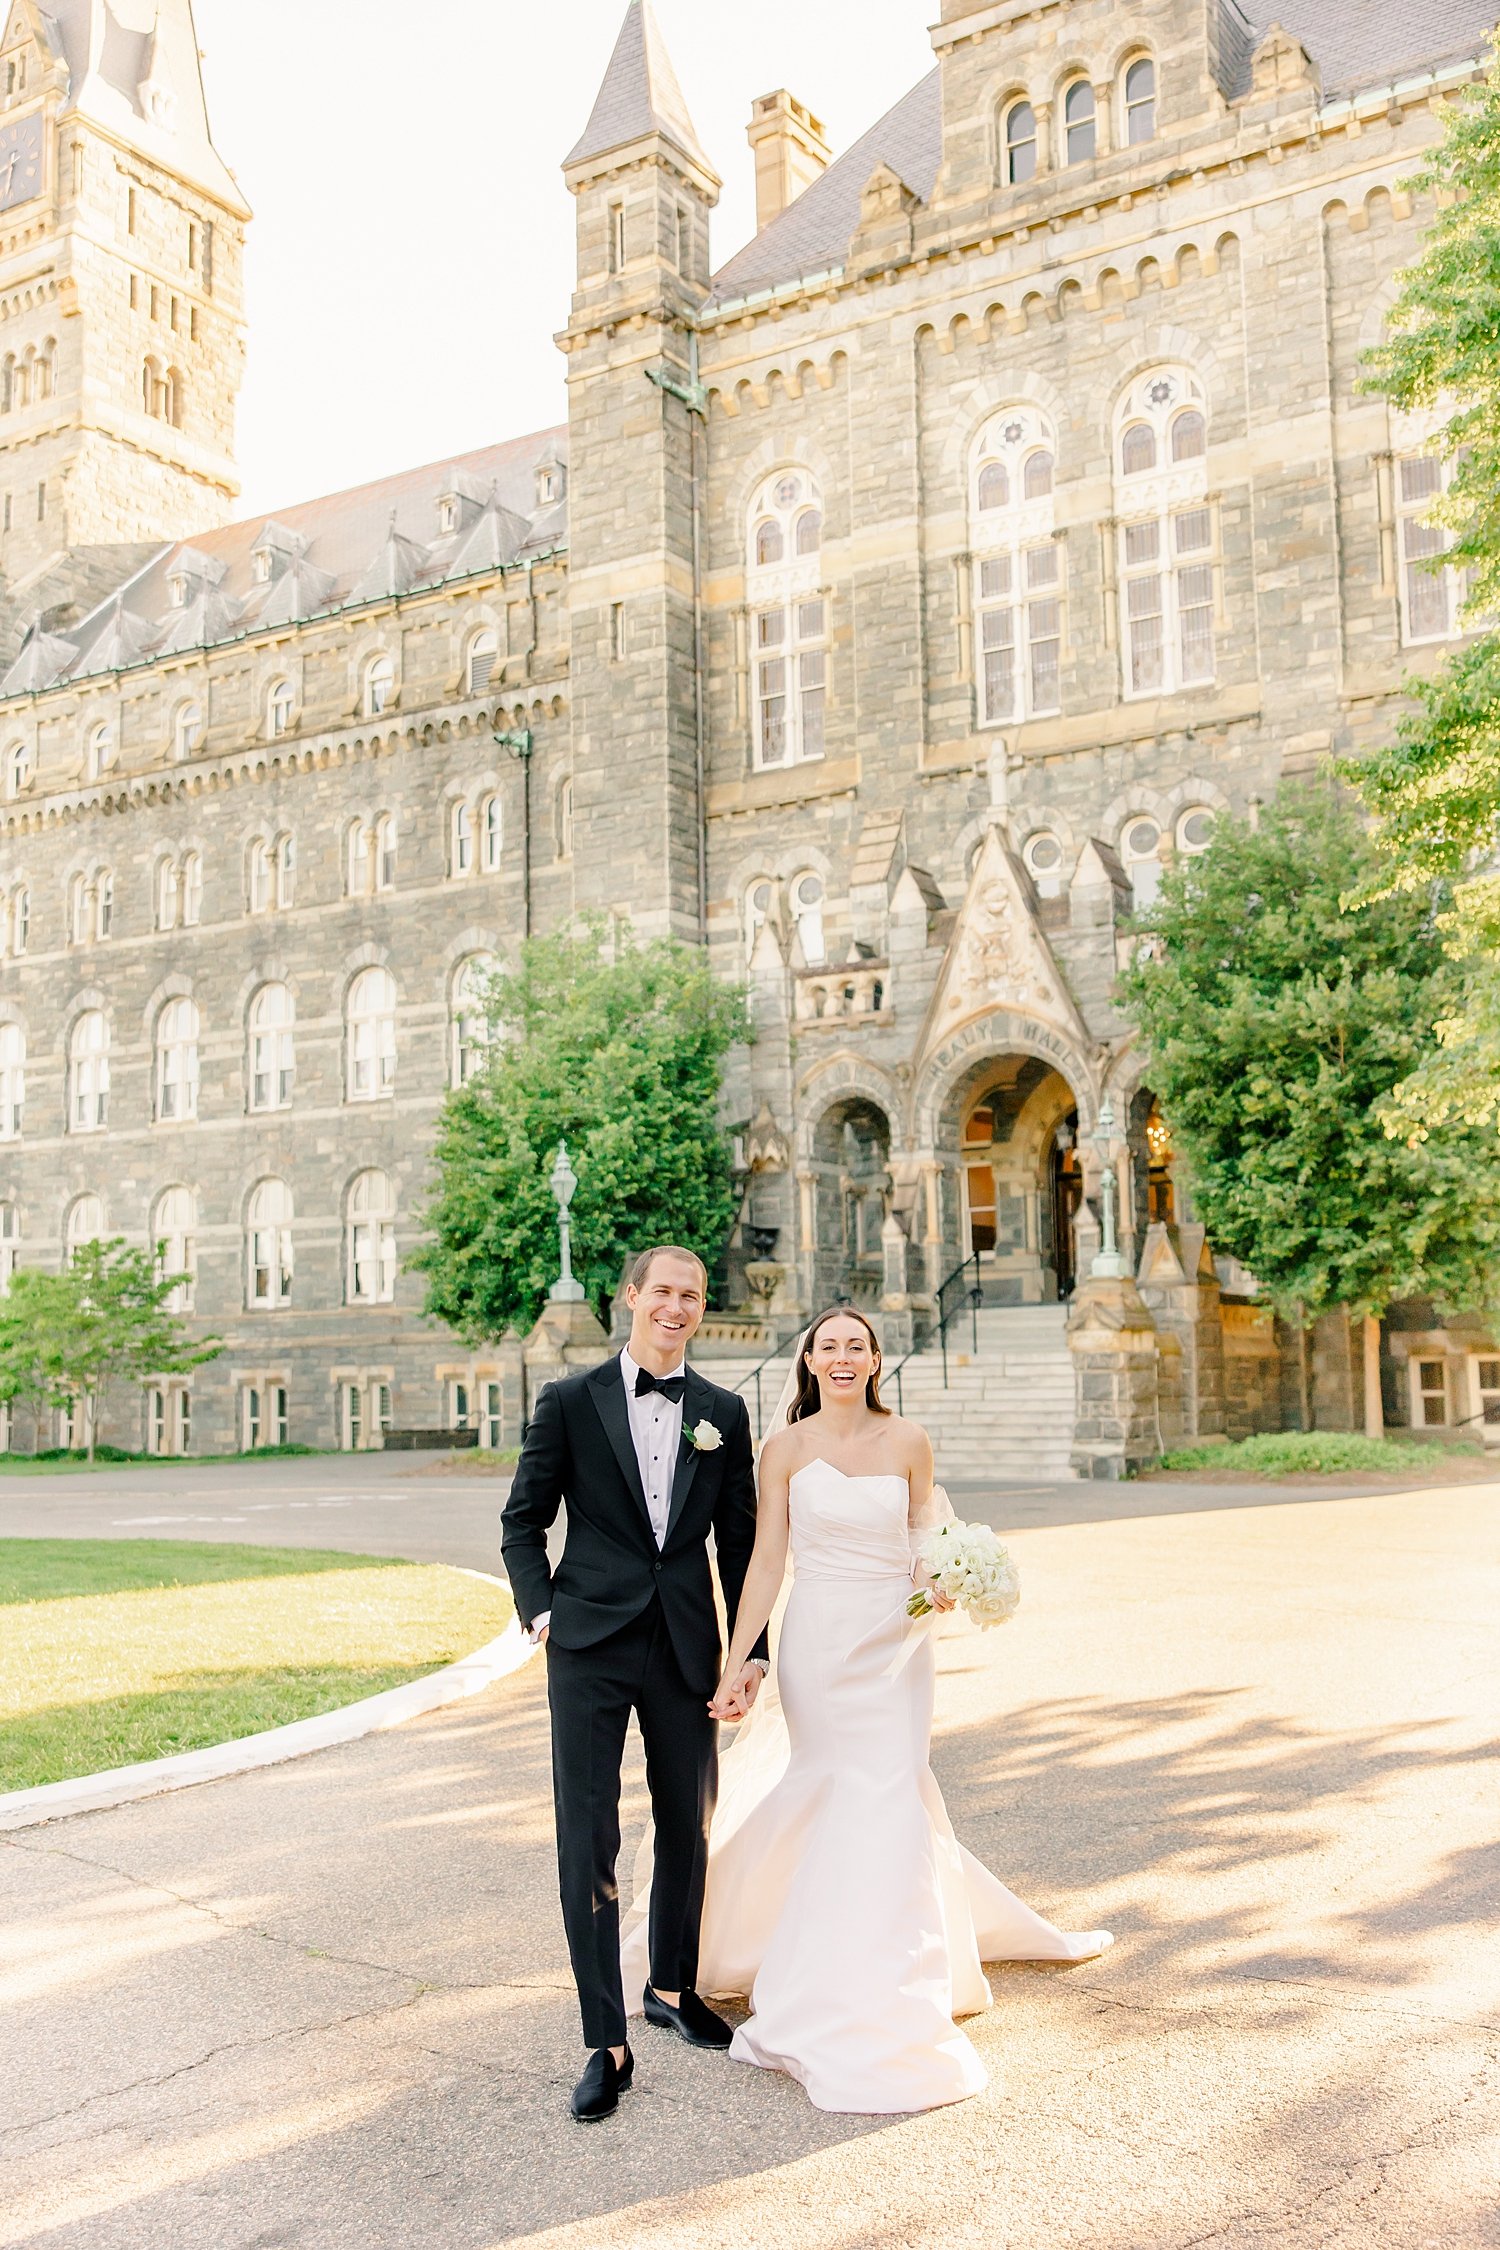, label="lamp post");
[1089,1095,1127,1280]
[548,1140,584,1303]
